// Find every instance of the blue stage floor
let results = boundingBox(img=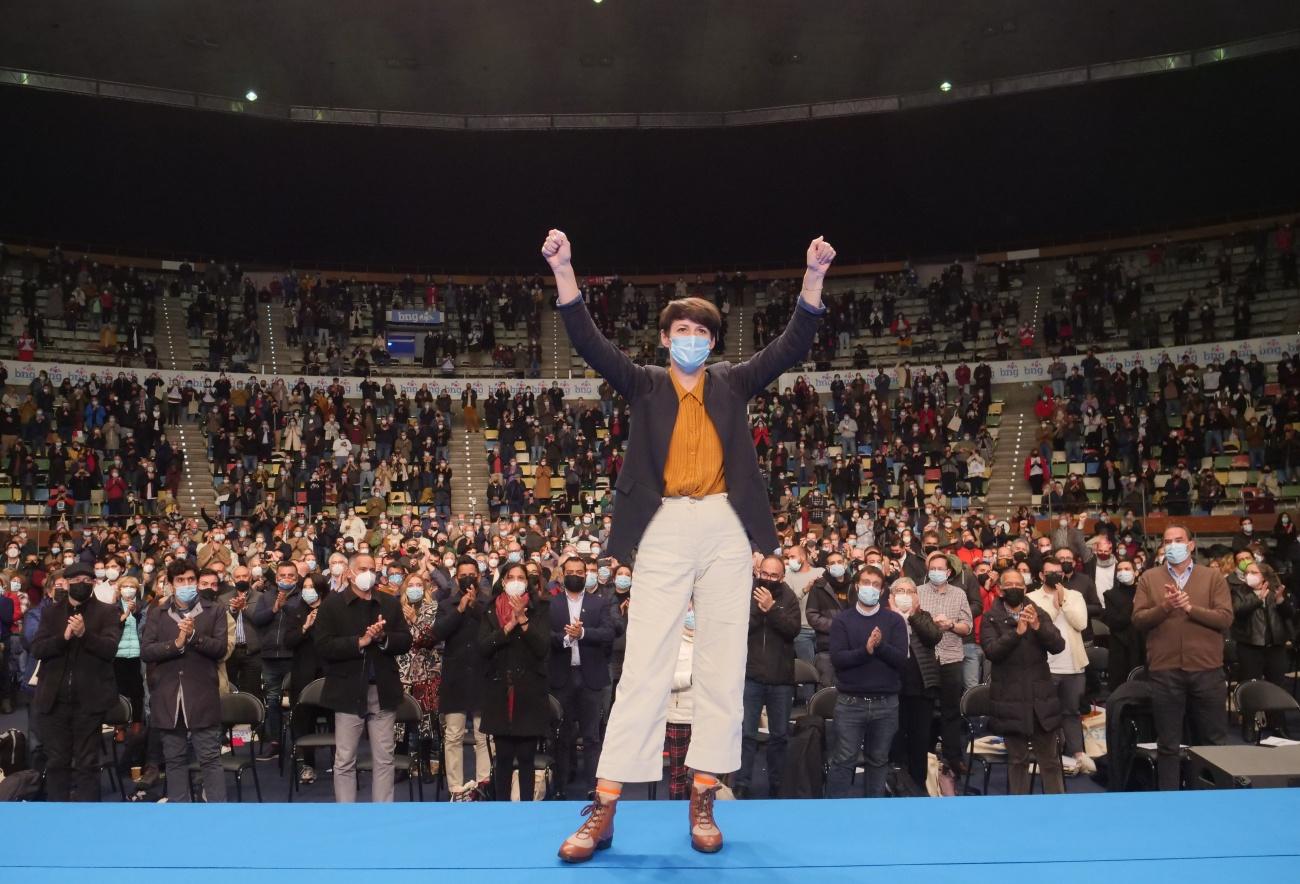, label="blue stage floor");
[5,789,1299,883]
